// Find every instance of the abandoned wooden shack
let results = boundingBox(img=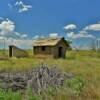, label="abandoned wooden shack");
[33,37,70,58]
[9,45,29,58]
